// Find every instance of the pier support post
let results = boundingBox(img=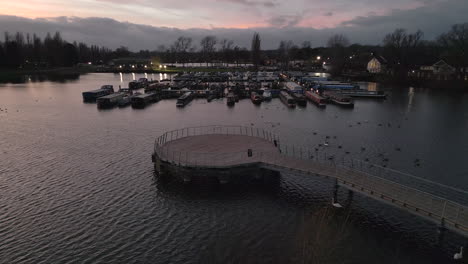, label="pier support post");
[332,179,342,208]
